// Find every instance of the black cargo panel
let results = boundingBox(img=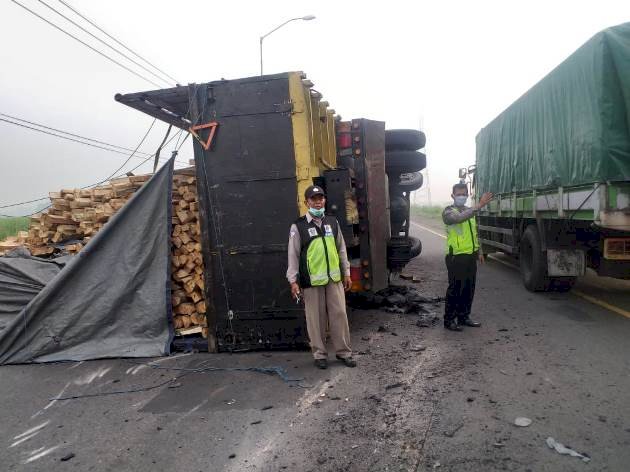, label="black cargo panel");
[189,74,308,351]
